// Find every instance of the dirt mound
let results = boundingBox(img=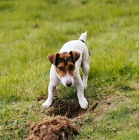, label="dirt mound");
[48,100,87,118]
[26,116,78,140]
[30,95,98,140]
